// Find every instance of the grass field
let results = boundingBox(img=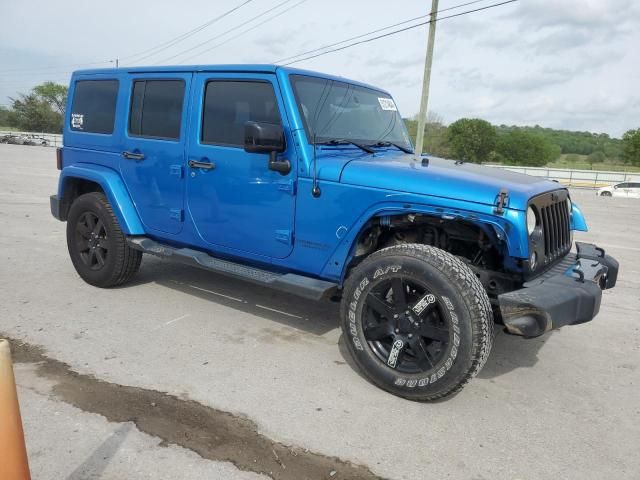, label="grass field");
[0,126,18,131]
[546,154,640,172]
